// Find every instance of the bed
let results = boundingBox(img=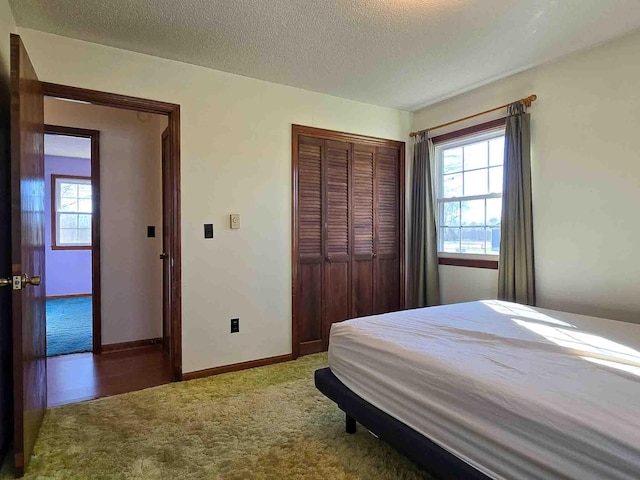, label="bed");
[314,300,640,480]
